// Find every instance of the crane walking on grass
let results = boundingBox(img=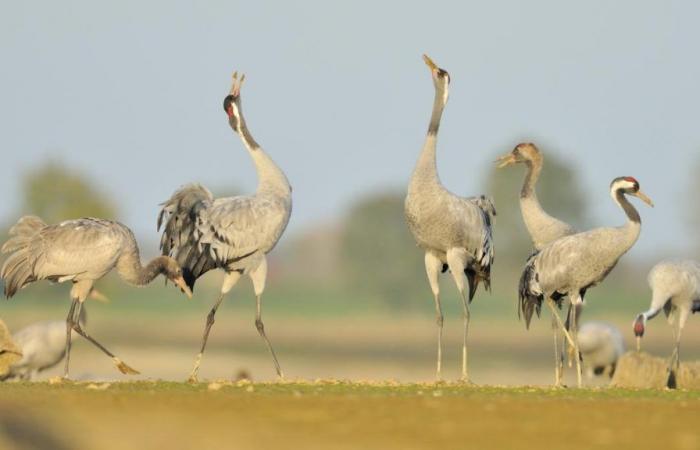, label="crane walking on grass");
[633,259,700,388]
[496,142,578,385]
[519,177,653,387]
[158,72,292,383]
[0,216,192,378]
[404,55,495,383]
